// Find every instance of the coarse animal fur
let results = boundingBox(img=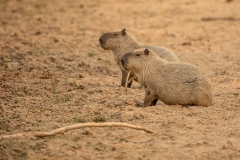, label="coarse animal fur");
[121,48,212,107]
[99,28,178,87]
